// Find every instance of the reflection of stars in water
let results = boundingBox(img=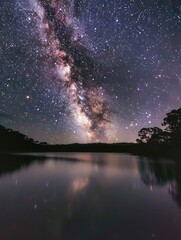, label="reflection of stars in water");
[1,0,181,143]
